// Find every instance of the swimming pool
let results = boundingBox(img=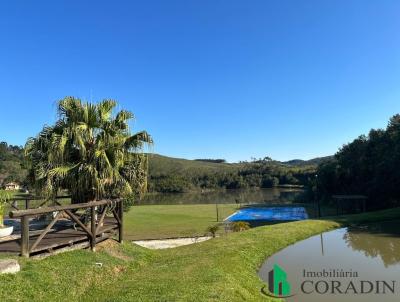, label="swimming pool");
[225,207,309,222]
